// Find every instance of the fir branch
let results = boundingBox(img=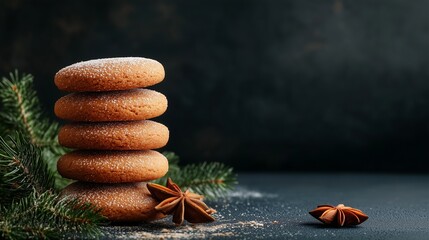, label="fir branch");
[0,191,106,240]
[155,152,237,200]
[0,133,55,203]
[153,151,180,186]
[176,162,237,200]
[0,71,56,148]
[0,122,6,137]
[0,71,69,189]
